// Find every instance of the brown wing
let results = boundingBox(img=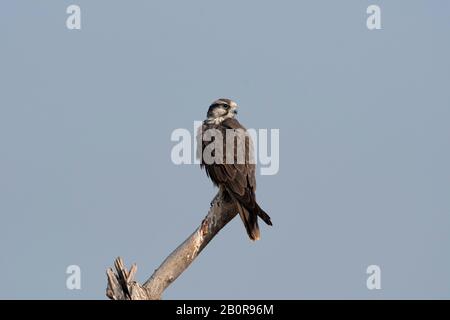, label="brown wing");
[199,118,257,210]
[198,118,272,240]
